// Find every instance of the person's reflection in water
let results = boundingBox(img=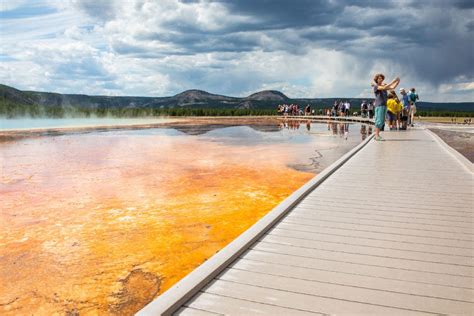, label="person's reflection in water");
[279,119,303,130]
[360,124,367,140]
[293,120,300,130]
[344,123,349,140]
[306,120,311,131]
[339,123,345,137]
